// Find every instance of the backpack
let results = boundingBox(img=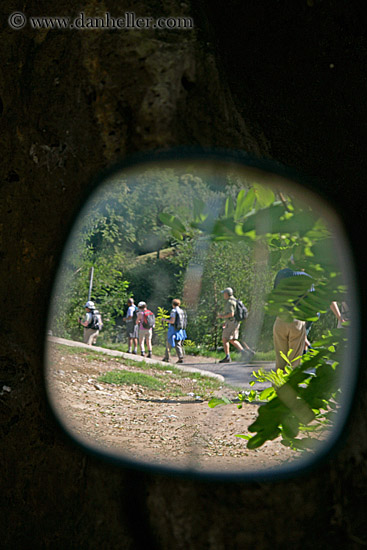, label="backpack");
[234,300,248,322]
[142,310,155,329]
[132,305,138,323]
[89,310,103,331]
[174,308,187,330]
[341,302,351,322]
